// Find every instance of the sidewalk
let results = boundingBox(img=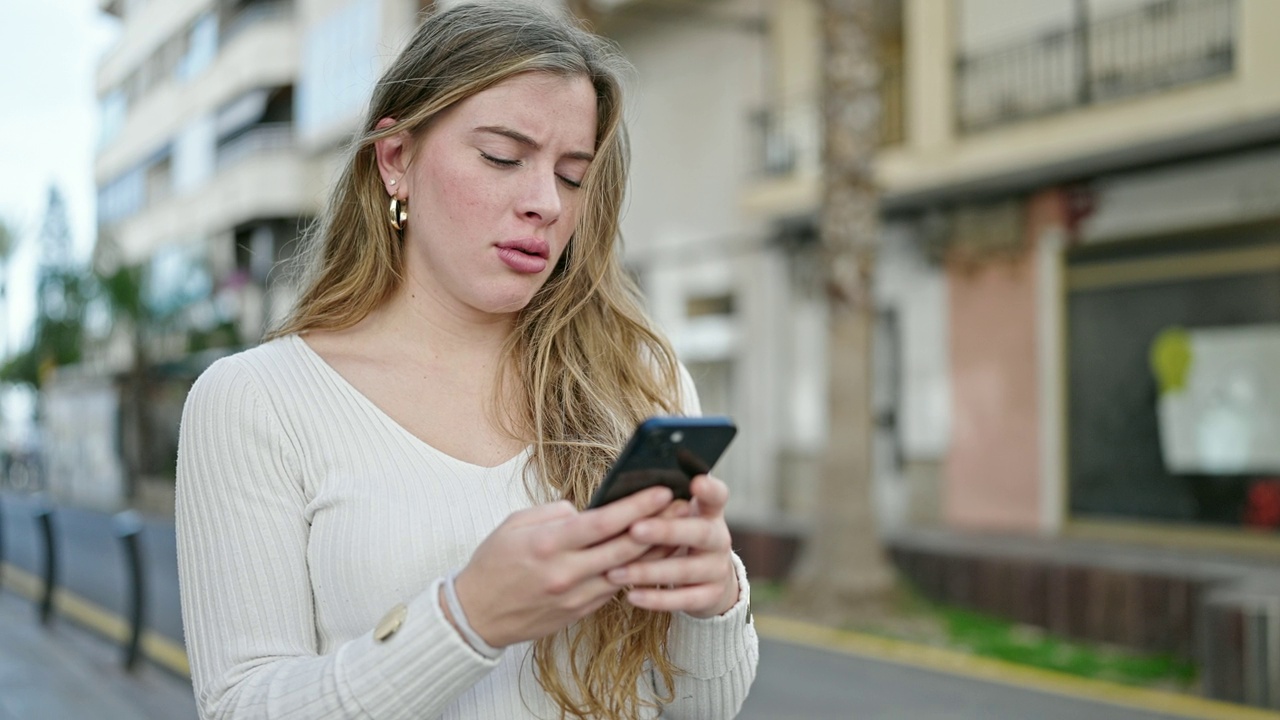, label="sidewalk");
[0,588,197,720]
